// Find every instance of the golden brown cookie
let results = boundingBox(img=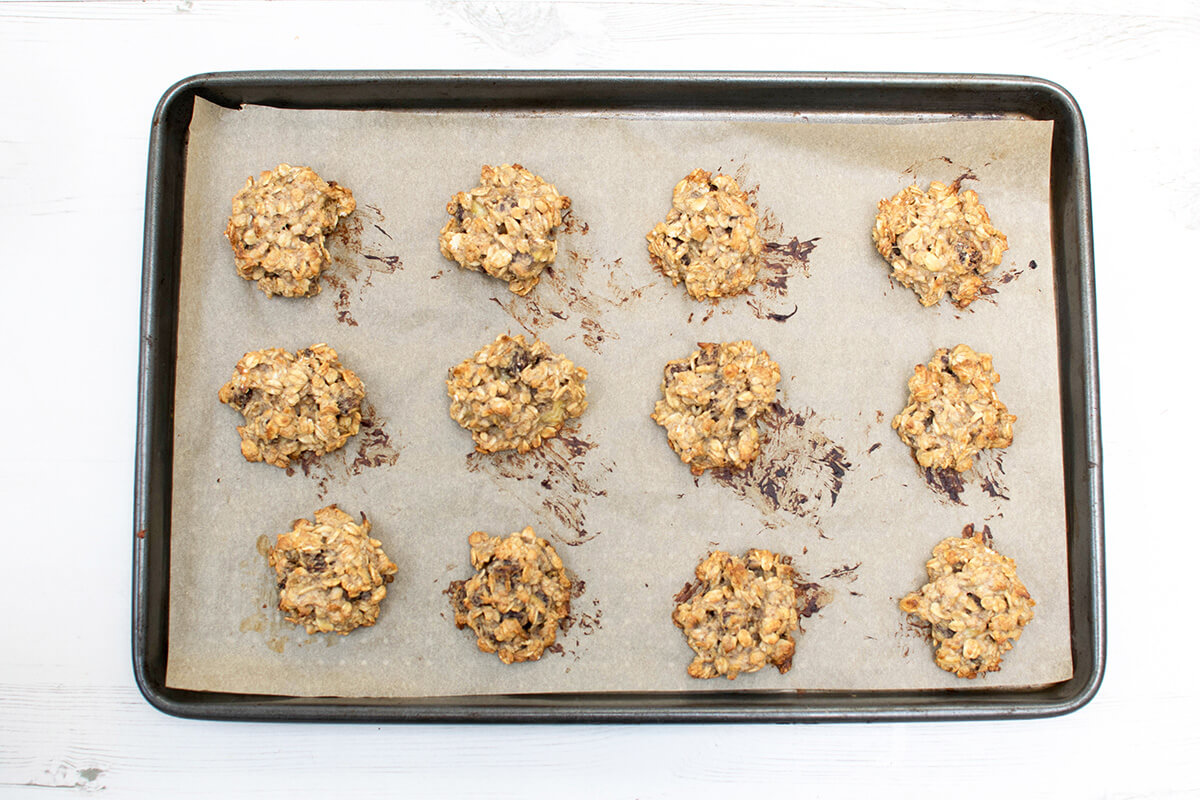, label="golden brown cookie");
[892,343,1016,473]
[651,340,780,475]
[647,169,764,299]
[267,505,398,635]
[218,344,365,469]
[673,549,801,680]
[225,163,355,297]
[438,164,571,296]
[447,333,588,454]
[899,529,1035,678]
[873,181,1007,308]
[448,527,572,664]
